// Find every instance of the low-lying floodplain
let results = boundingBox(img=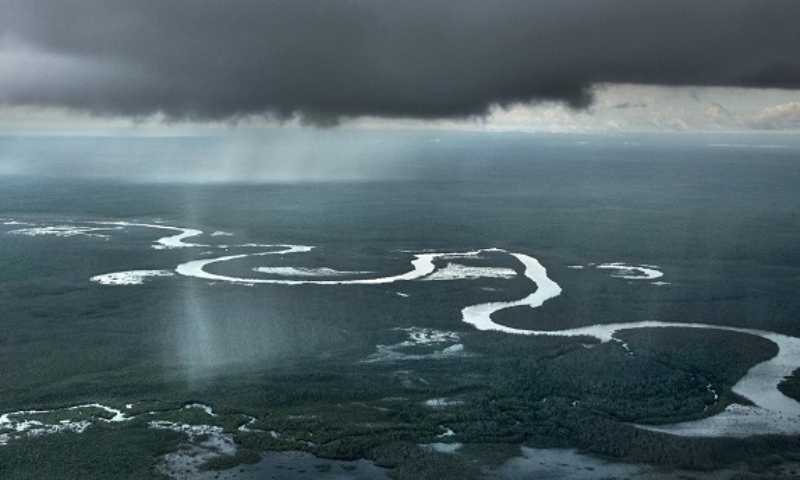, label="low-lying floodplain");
[2,137,800,479]
[2,214,800,479]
